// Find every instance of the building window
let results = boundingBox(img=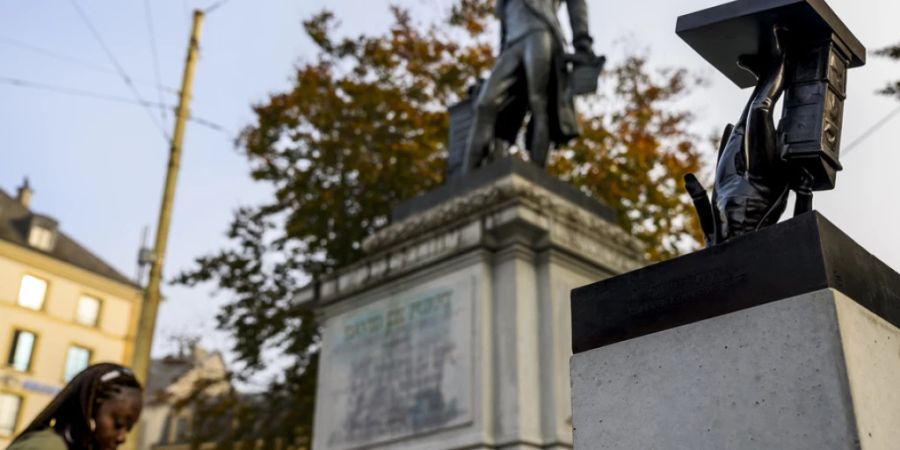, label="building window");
[0,393,22,435]
[76,295,101,327]
[64,346,92,381]
[17,274,48,310]
[28,225,55,251]
[175,416,190,442]
[7,330,36,372]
